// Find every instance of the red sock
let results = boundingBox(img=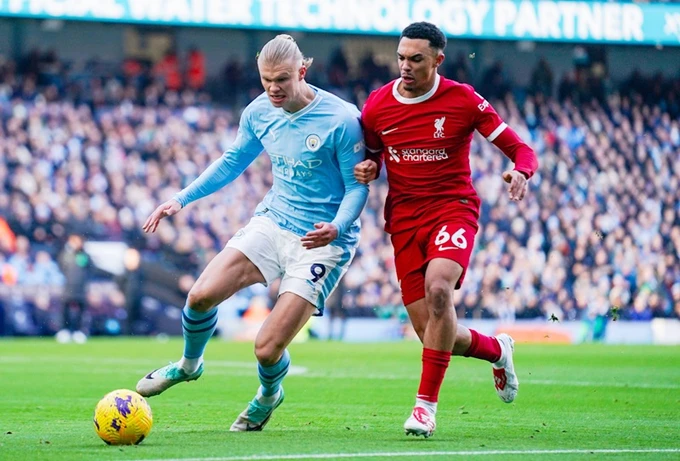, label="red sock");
[416,348,452,403]
[464,329,502,363]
